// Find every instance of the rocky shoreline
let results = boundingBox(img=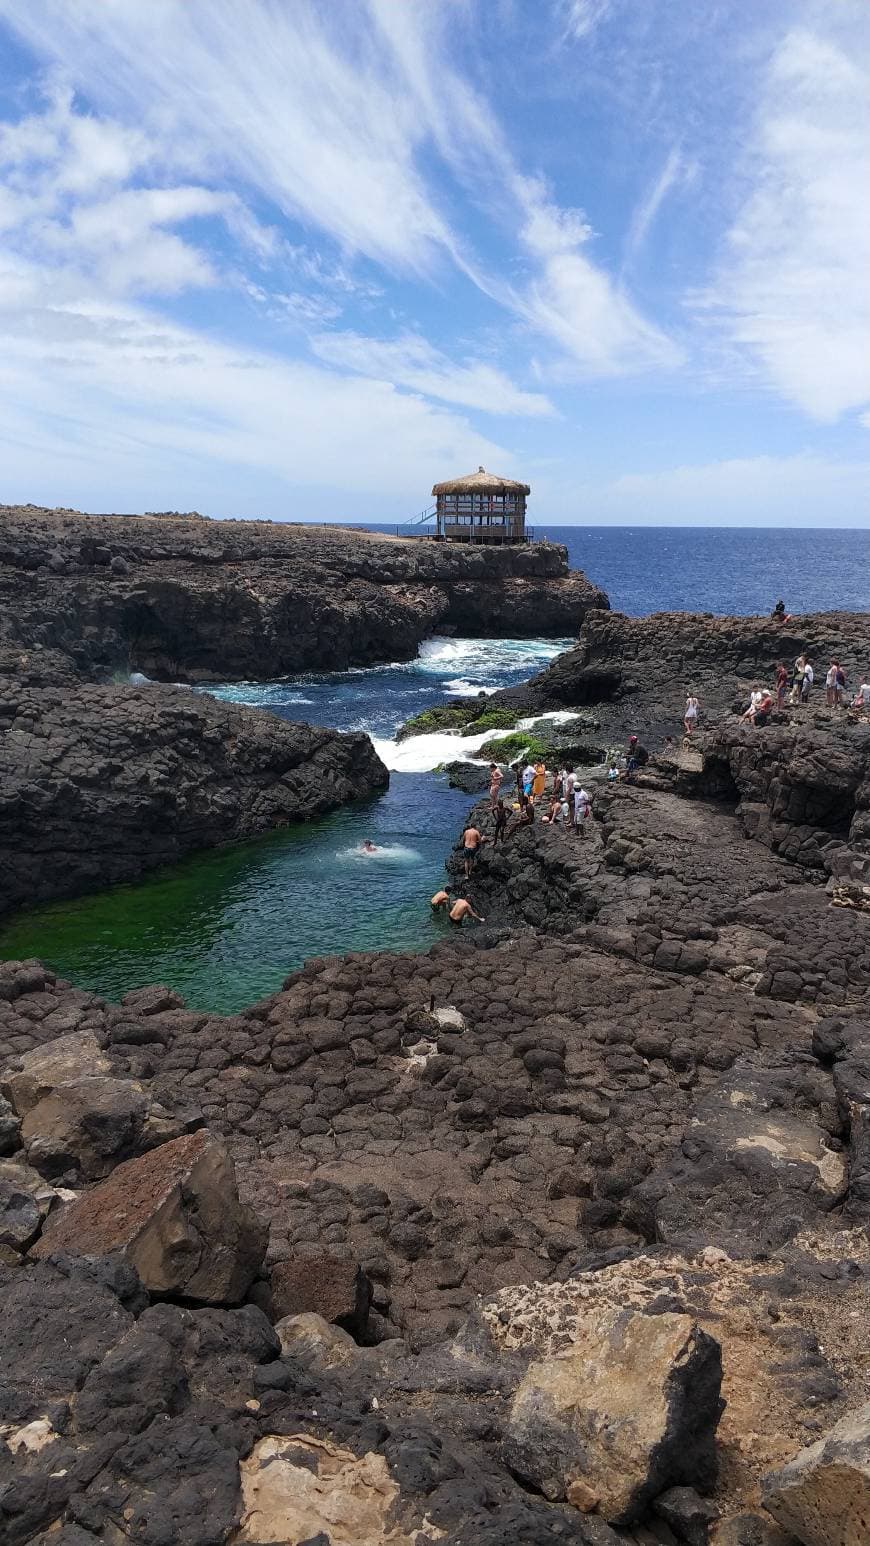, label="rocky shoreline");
[0,683,388,917]
[2,557,870,1543]
[0,506,607,684]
